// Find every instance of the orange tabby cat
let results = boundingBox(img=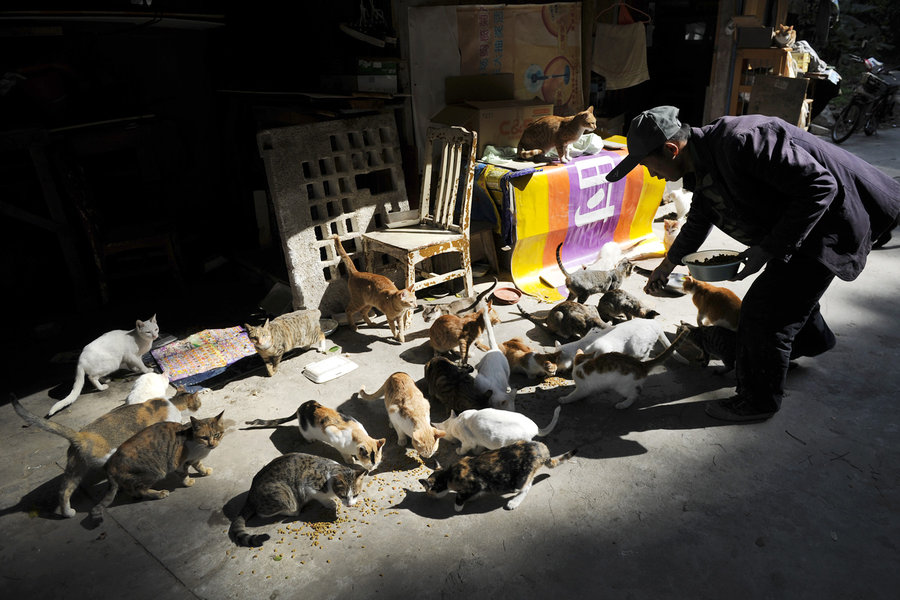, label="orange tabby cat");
[681,276,742,331]
[499,337,559,379]
[517,106,597,163]
[429,301,497,365]
[332,234,417,342]
[359,372,445,459]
